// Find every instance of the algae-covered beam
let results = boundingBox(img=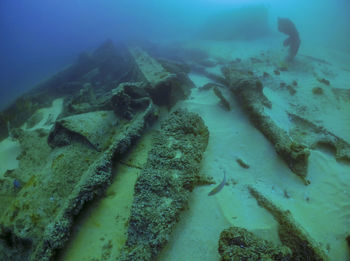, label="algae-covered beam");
[222,66,310,184]
[118,109,209,261]
[248,186,329,261]
[218,226,292,261]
